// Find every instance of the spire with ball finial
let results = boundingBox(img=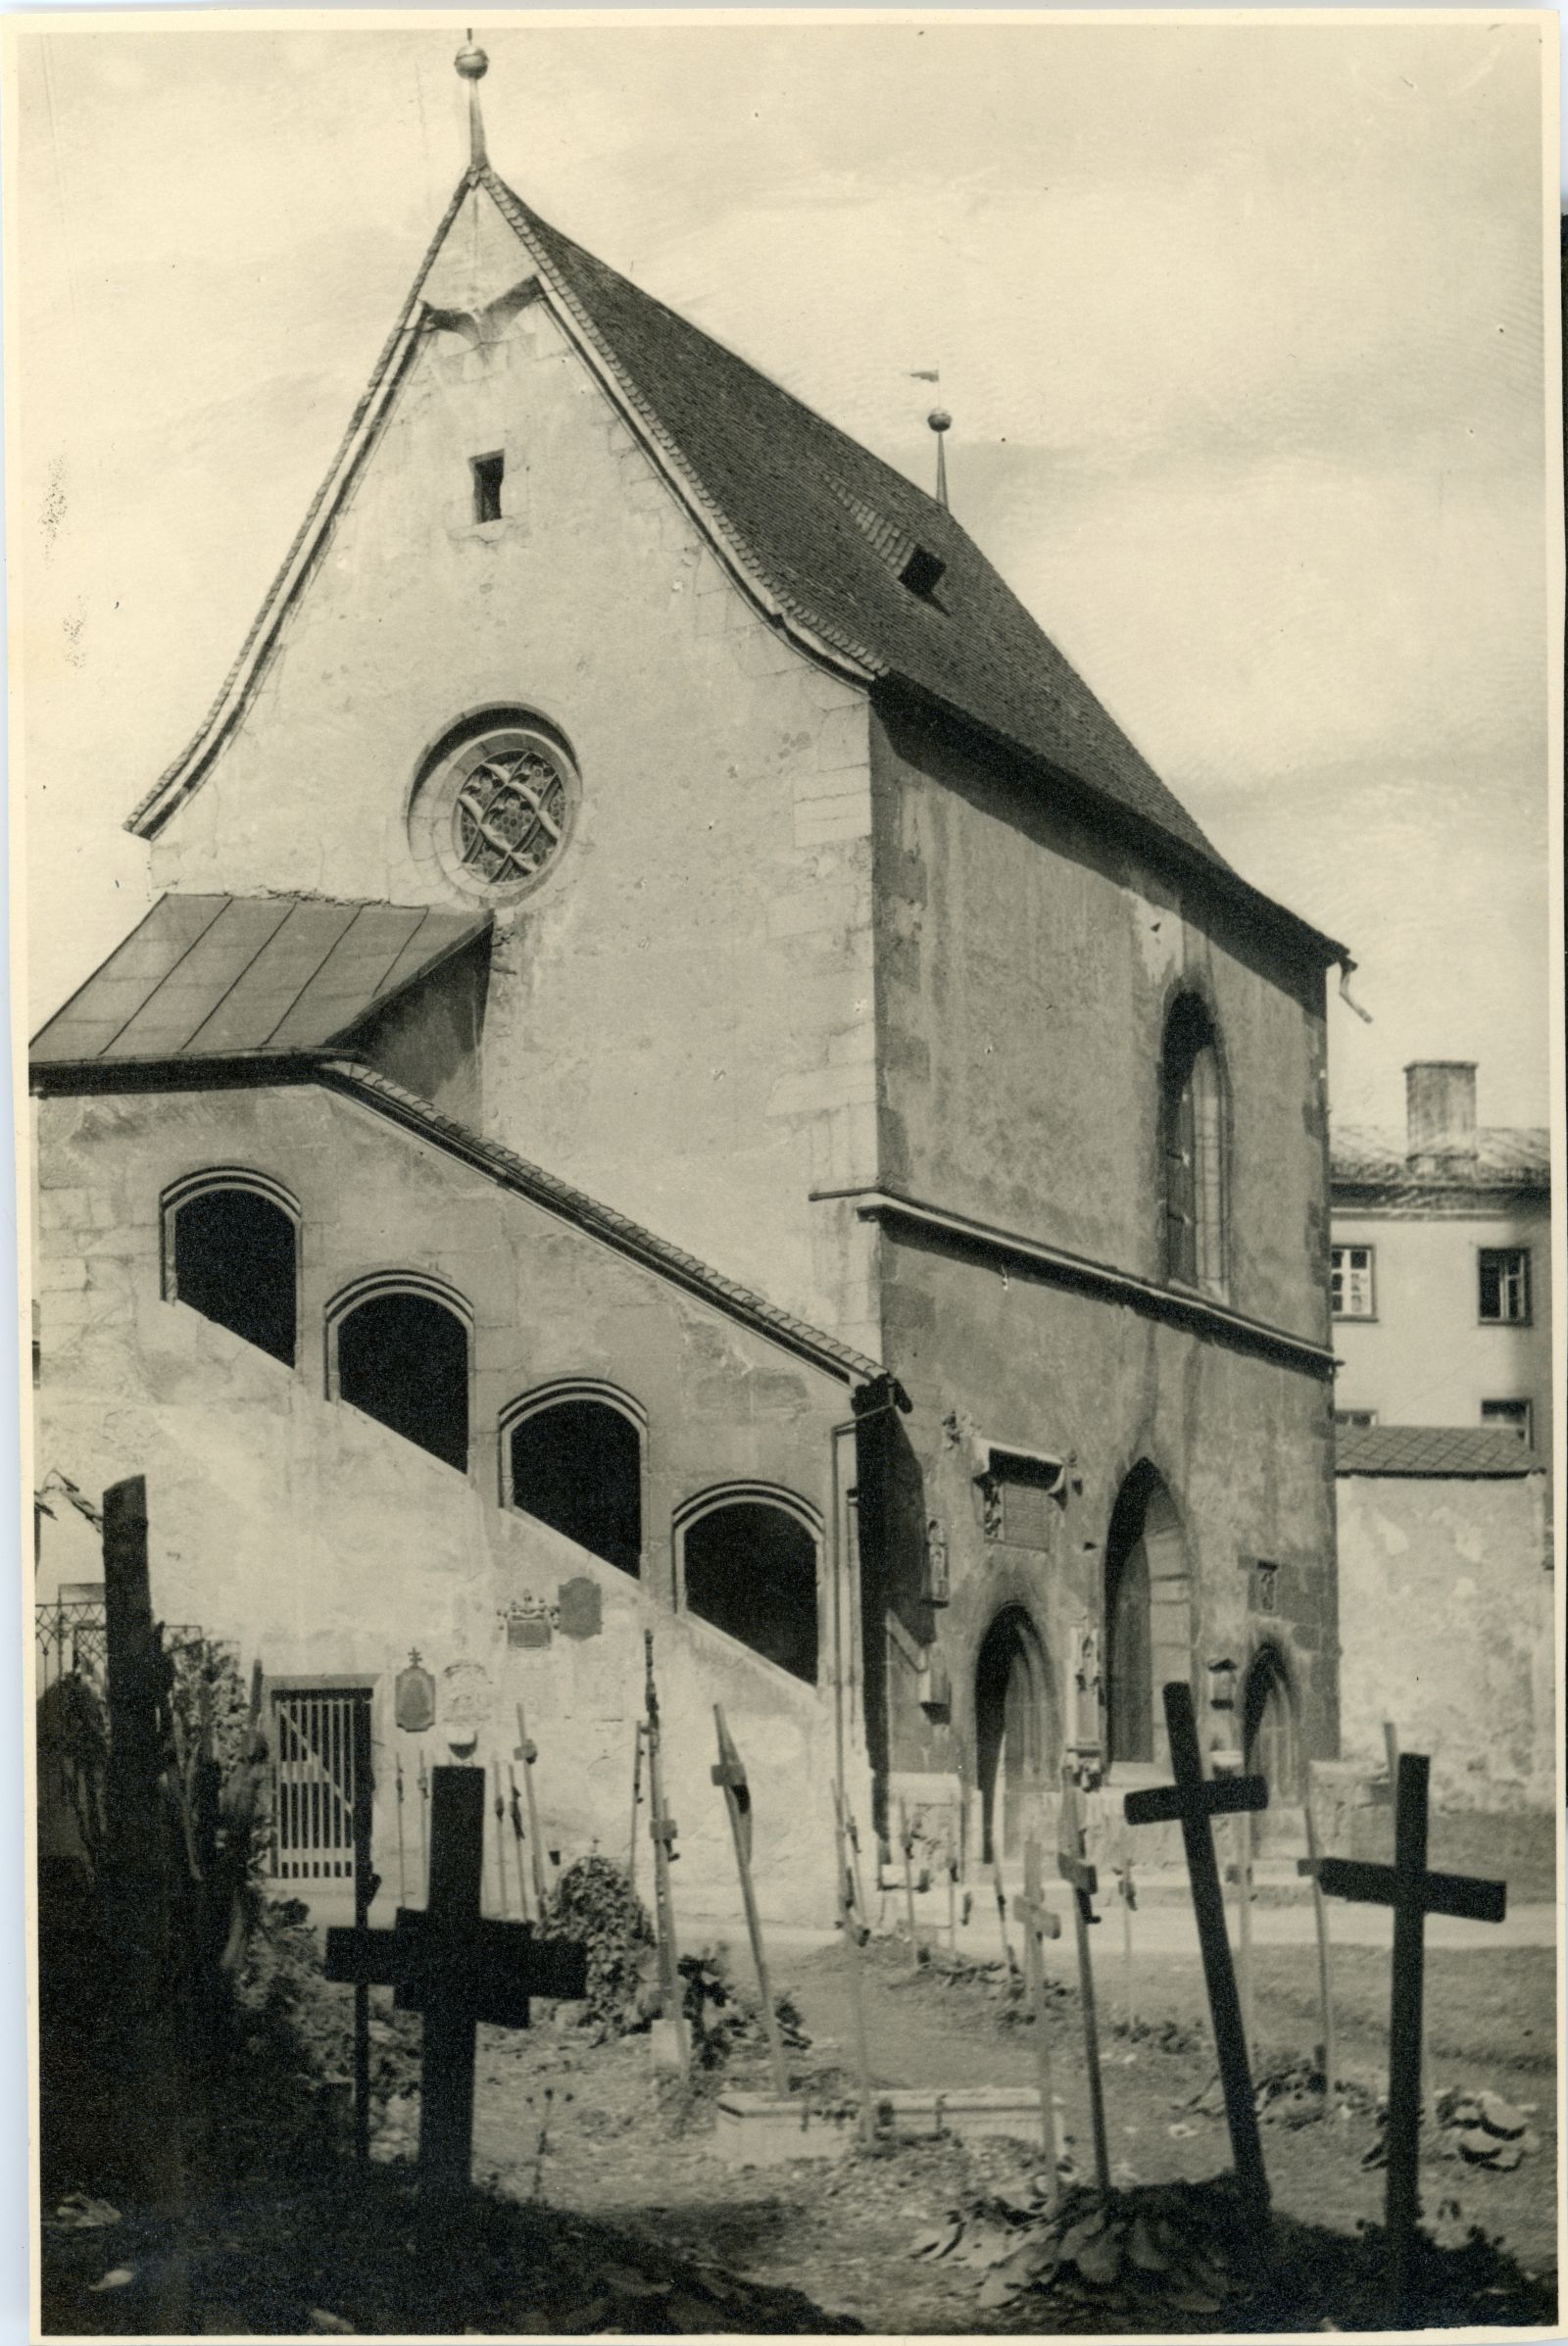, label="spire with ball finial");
[927,408,952,511]
[455,29,489,170]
